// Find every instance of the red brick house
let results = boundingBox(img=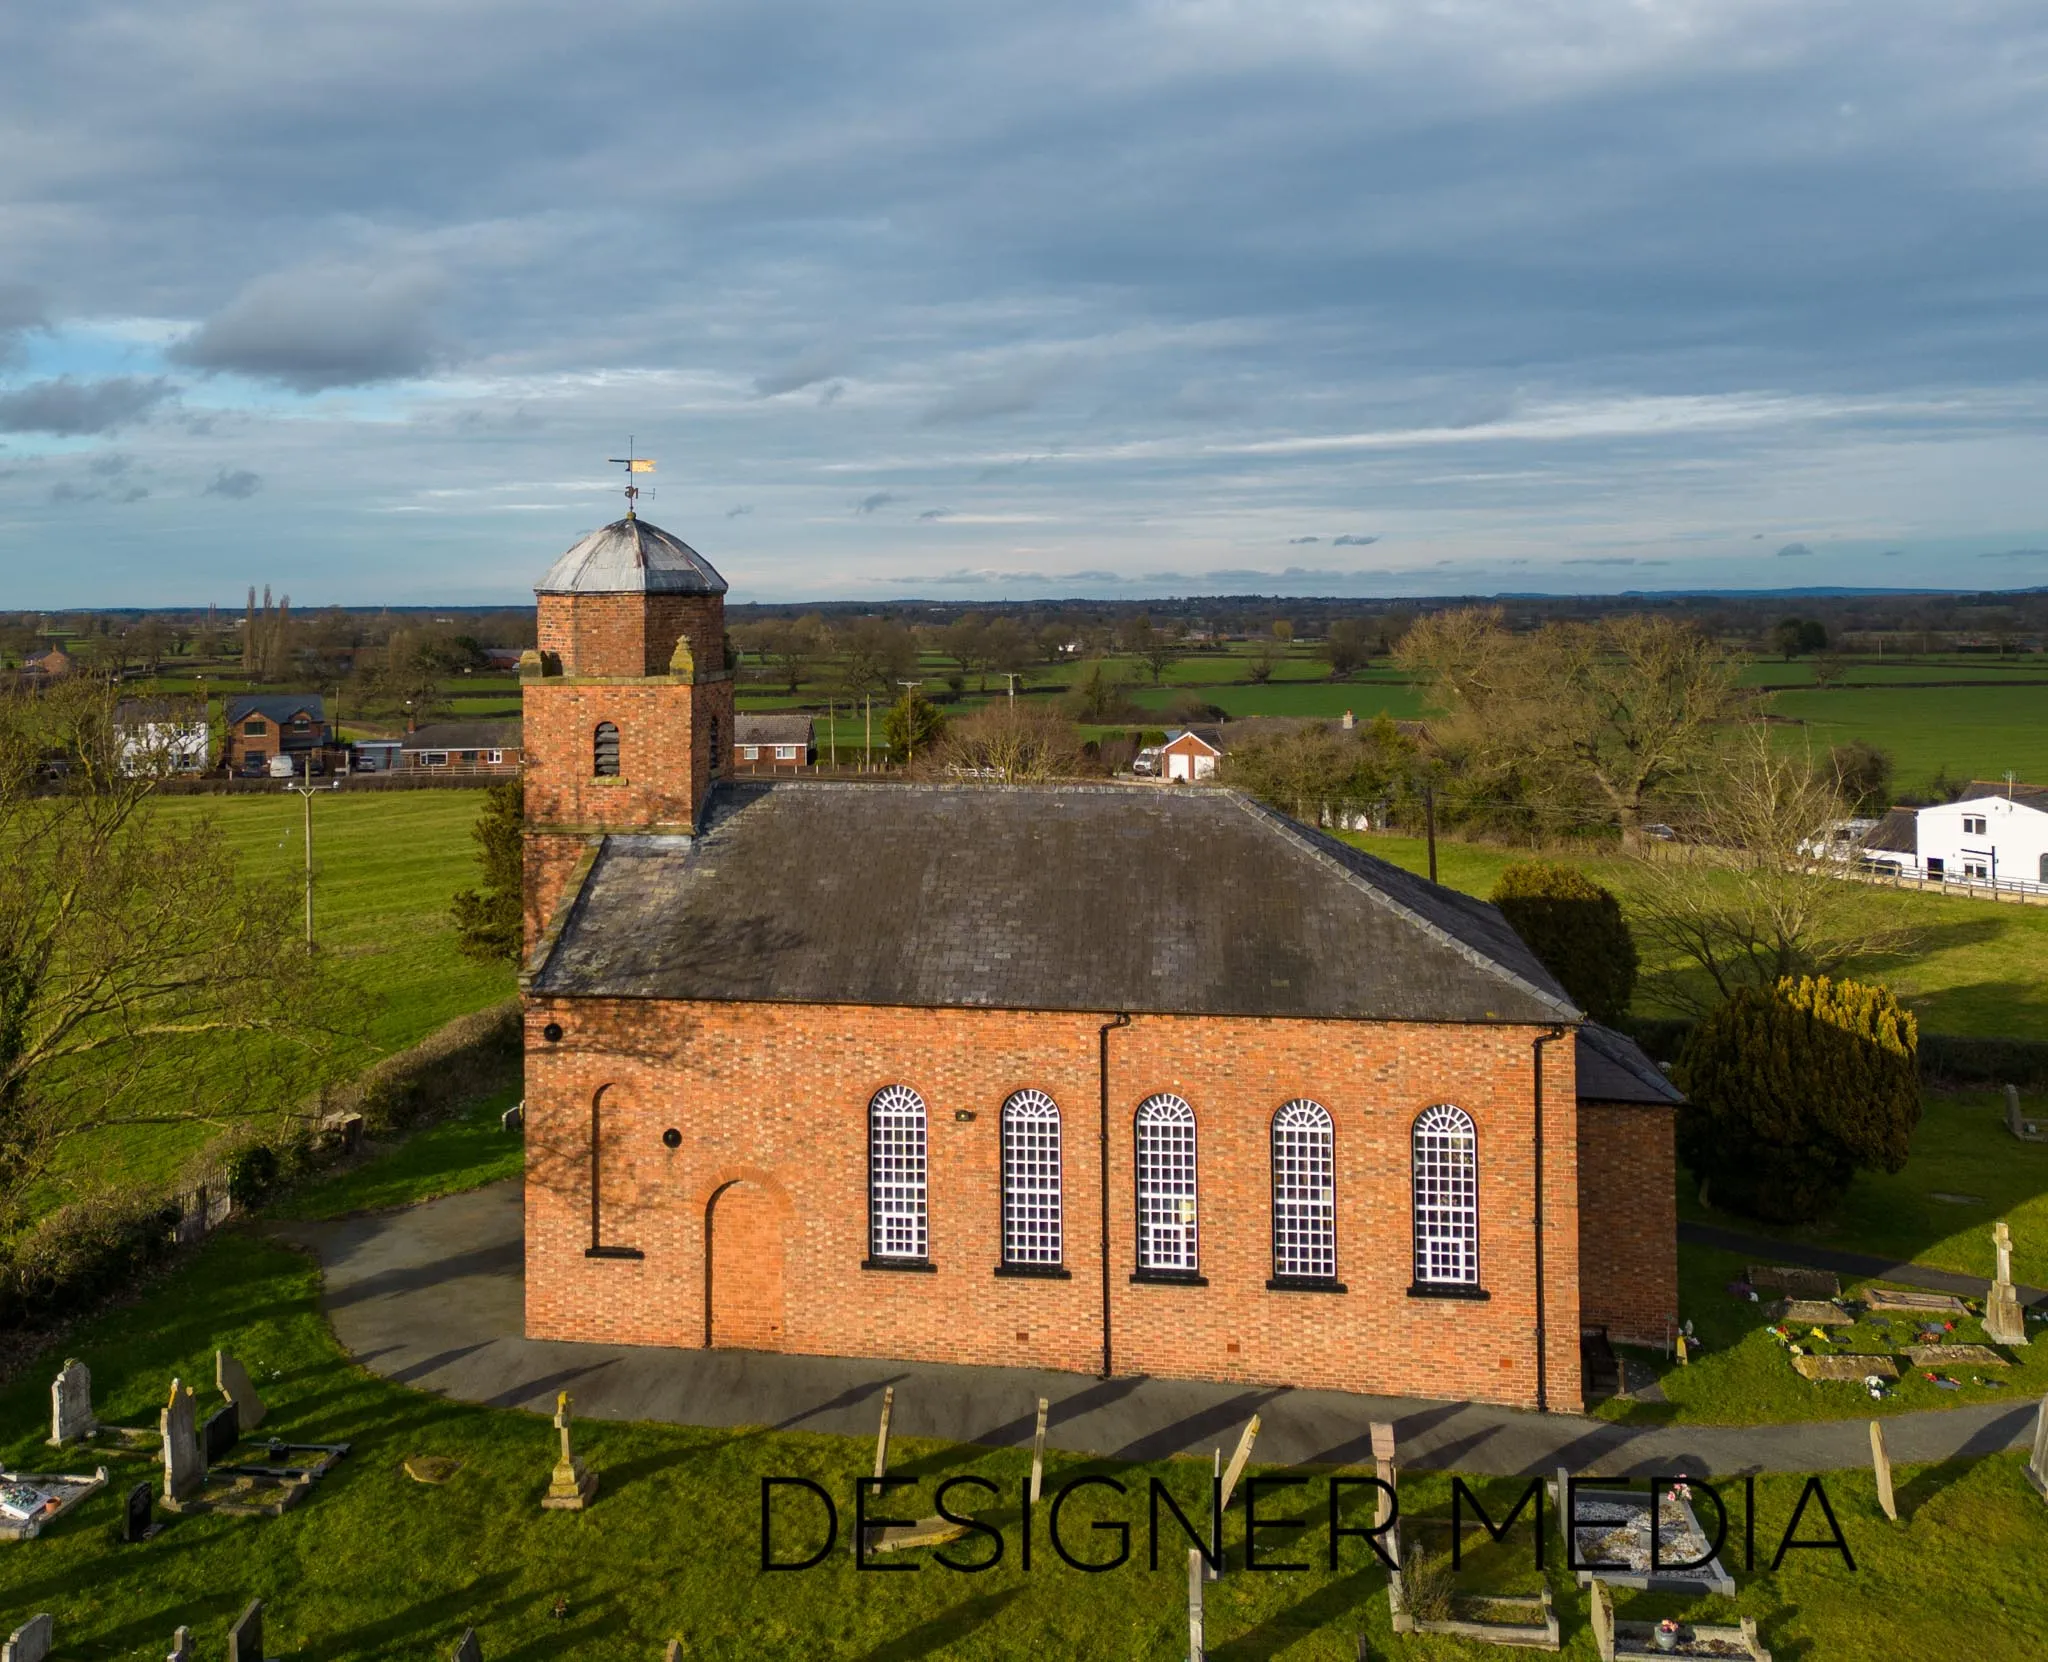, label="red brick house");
[224,694,330,775]
[733,712,815,772]
[1160,726,1223,781]
[399,719,522,772]
[519,516,1679,1411]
